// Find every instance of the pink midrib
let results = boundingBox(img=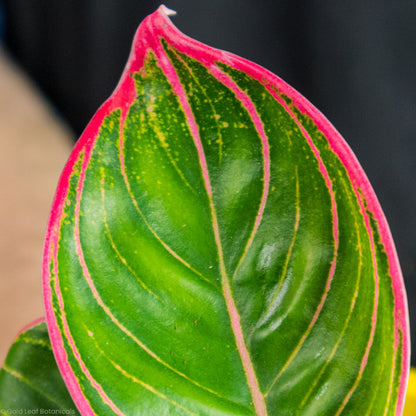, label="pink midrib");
[151,32,268,416]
